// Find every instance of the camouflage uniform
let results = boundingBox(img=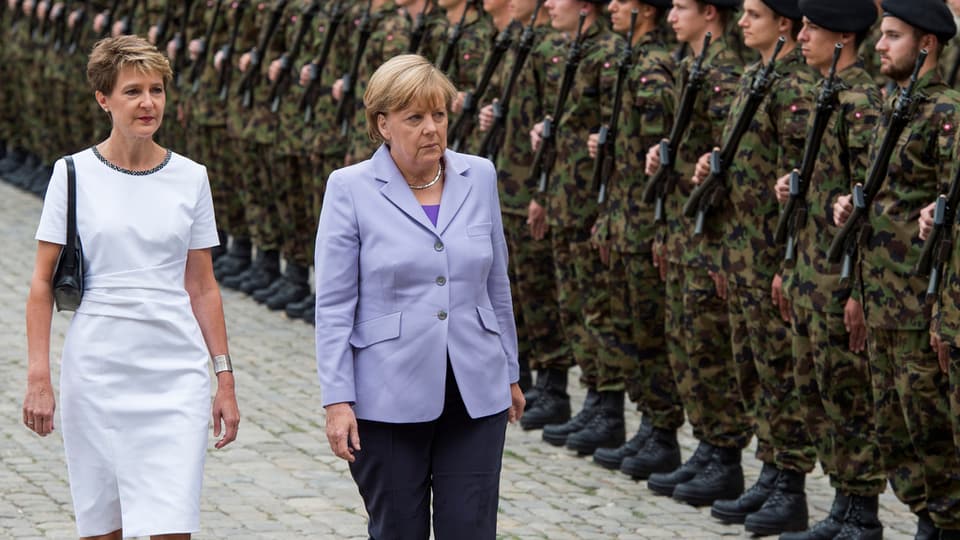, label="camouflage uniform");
[781,61,886,496]
[486,22,568,372]
[534,17,622,389]
[591,24,683,429]
[858,70,960,528]
[707,48,818,472]
[661,34,752,450]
